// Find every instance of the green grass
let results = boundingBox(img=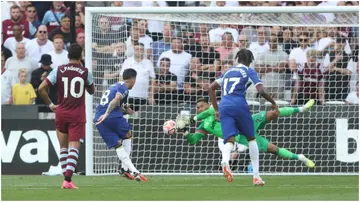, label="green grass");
[2,175,358,201]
